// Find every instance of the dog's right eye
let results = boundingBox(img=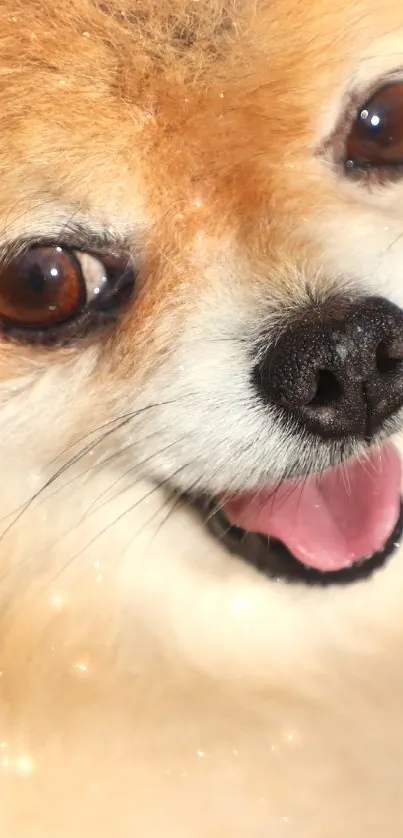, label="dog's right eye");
[0,244,135,342]
[0,246,87,328]
[344,82,403,175]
